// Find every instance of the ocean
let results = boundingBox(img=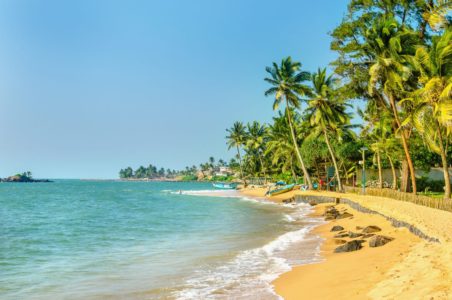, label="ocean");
[0,180,324,299]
